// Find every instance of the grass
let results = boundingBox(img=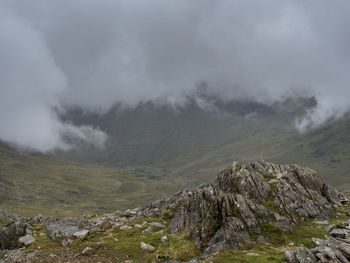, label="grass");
[22,216,201,262]
[0,144,180,217]
[19,214,336,263]
[203,219,330,263]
